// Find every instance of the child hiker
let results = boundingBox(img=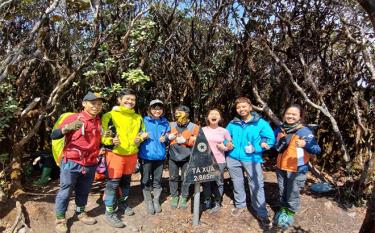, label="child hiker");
[273,104,321,229]
[168,105,199,209]
[138,99,170,214]
[101,88,146,228]
[226,97,275,229]
[51,92,104,233]
[202,108,233,213]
